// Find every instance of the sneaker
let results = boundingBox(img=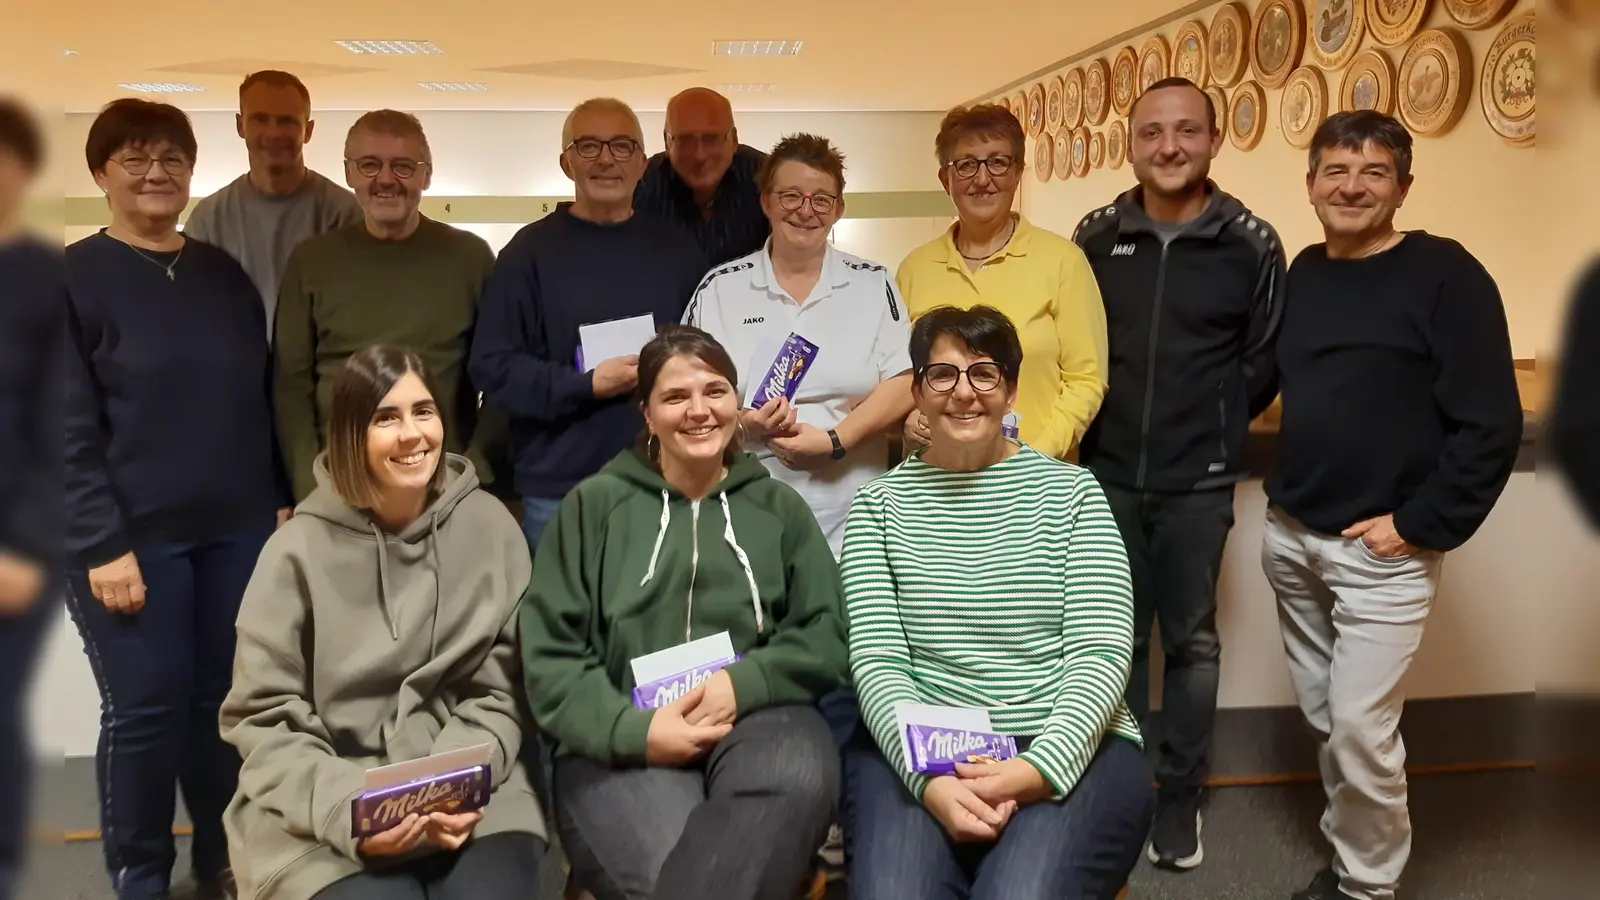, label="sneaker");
[1145,791,1204,870]
[817,823,845,877]
[1289,867,1344,900]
